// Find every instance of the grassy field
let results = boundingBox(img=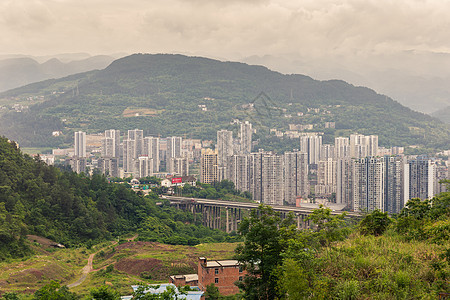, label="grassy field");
[0,238,239,297]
